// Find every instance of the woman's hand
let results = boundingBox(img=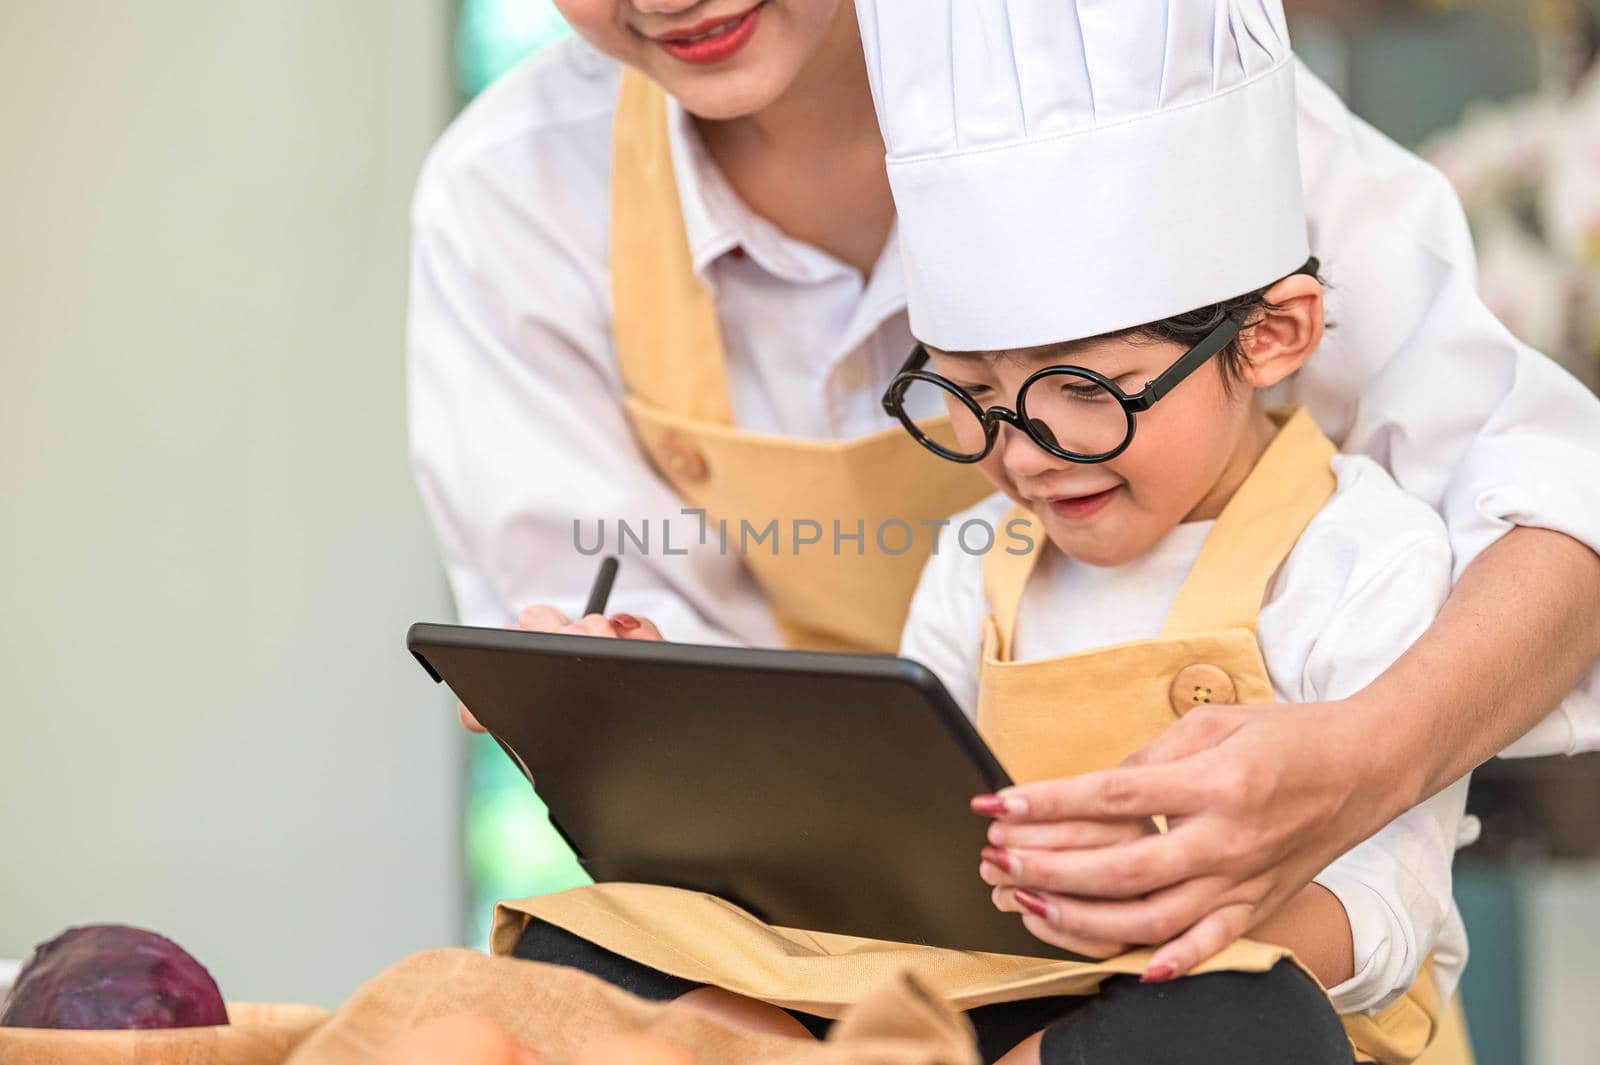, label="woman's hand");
[974,527,1600,977]
[457,604,665,732]
[978,813,1148,959]
[972,698,1391,979]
